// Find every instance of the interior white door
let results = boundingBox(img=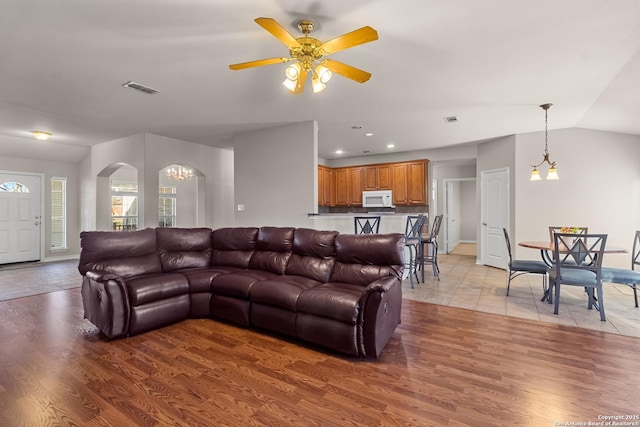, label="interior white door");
[445,181,461,253]
[481,168,508,269]
[0,173,42,264]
